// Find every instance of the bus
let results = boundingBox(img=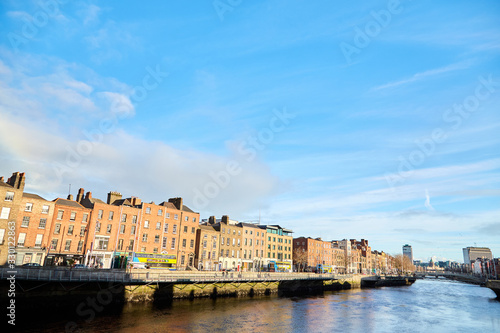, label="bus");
[128,252,177,270]
[316,264,333,273]
[276,261,292,272]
